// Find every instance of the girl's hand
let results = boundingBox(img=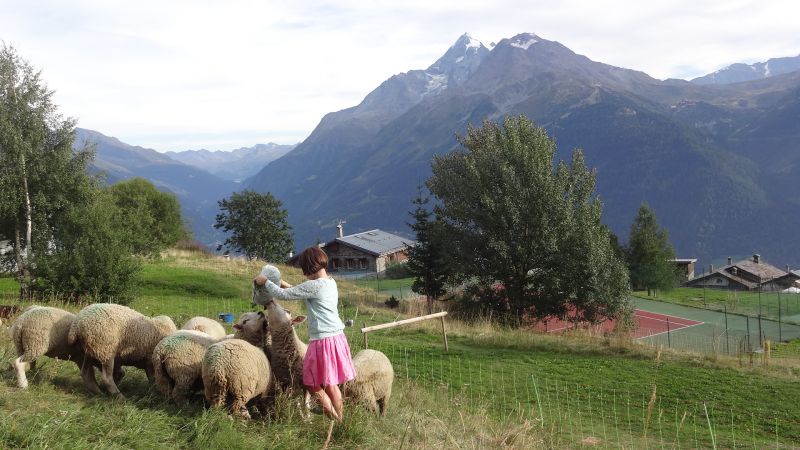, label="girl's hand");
[280,279,293,288]
[254,276,268,285]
